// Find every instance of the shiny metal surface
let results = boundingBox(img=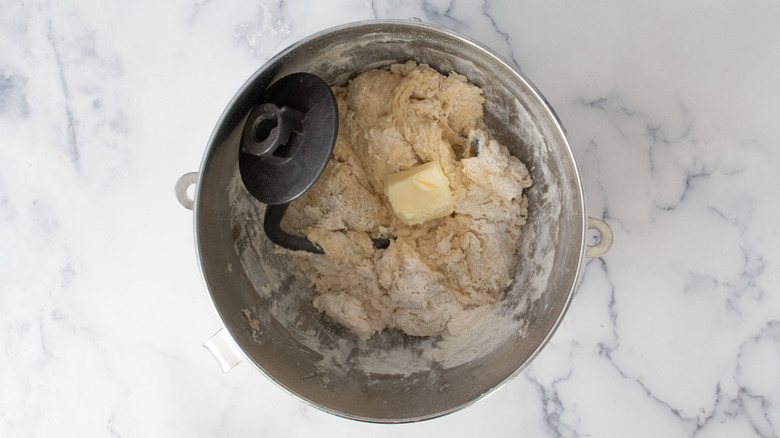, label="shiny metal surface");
[189,20,599,422]
[586,218,614,258]
[174,172,198,211]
